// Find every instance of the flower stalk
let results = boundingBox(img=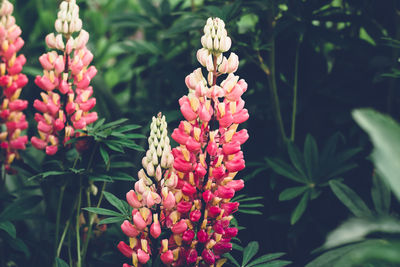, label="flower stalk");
[0,0,28,173]
[118,17,249,267]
